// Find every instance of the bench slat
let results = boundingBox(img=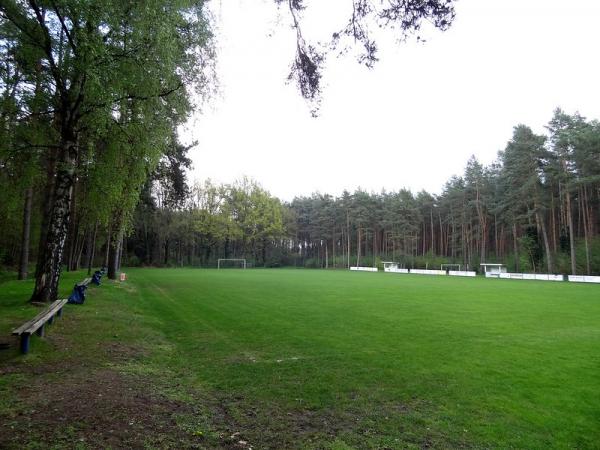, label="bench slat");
[12,309,53,335]
[77,278,92,287]
[12,299,68,335]
[20,299,67,335]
